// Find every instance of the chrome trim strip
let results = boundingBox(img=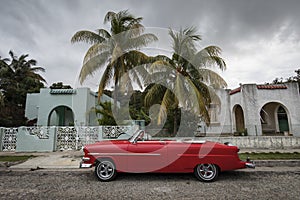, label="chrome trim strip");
[88,152,161,156]
[82,157,90,161]
[245,162,255,169]
[181,140,206,144]
[79,163,92,168]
